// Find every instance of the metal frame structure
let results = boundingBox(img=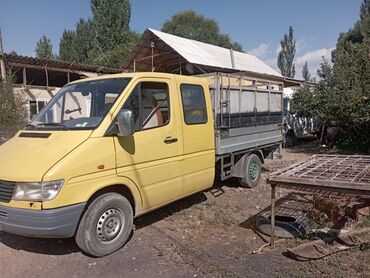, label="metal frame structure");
[267,154,370,247]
